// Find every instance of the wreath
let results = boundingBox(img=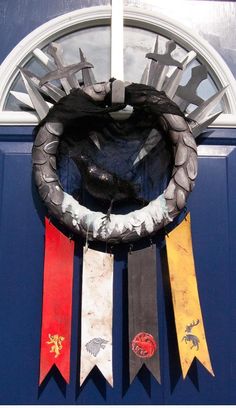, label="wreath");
[32,81,197,243]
